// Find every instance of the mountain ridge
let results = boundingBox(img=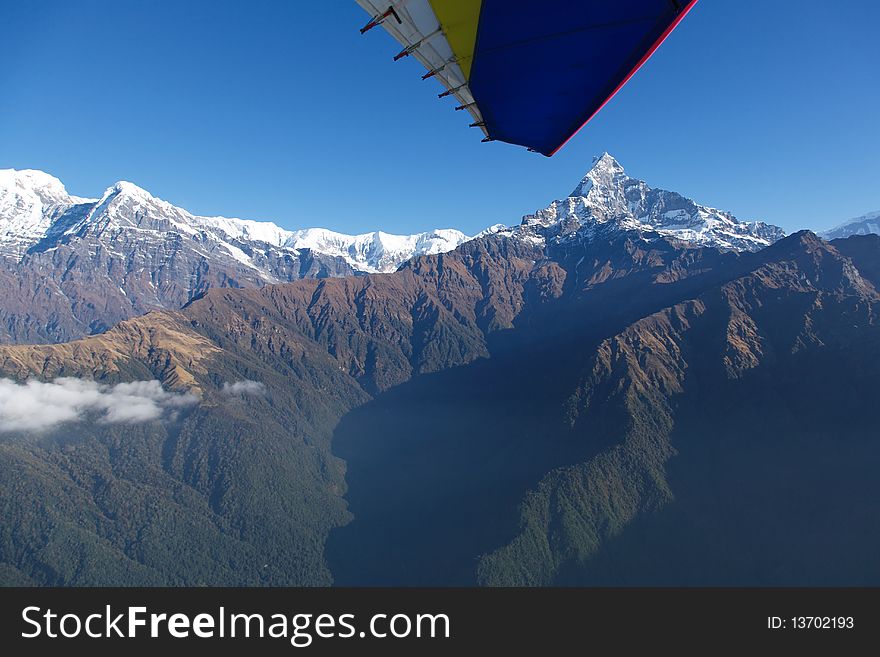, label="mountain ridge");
[0,155,786,345]
[0,169,471,344]
[0,169,470,273]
